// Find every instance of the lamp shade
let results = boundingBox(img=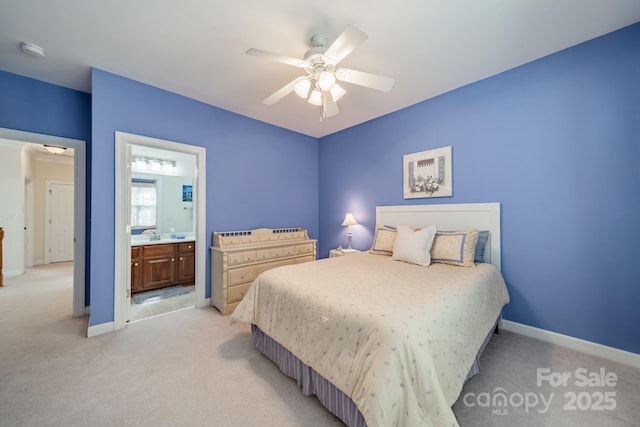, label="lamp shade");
[308,88,322,106]
[294,78,311,98]
[330,83,346,102]
[317,71,336,91]
[341,212,358,226]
